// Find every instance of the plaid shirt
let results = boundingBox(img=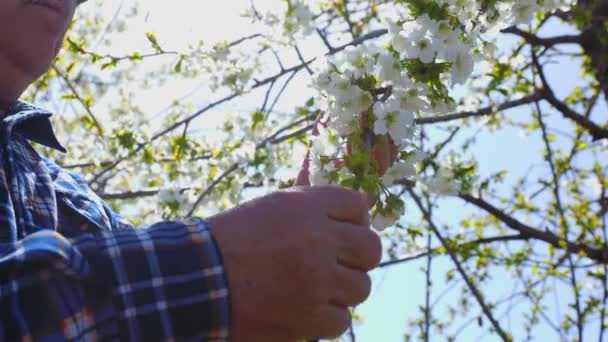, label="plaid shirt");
[0,101,230,341]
